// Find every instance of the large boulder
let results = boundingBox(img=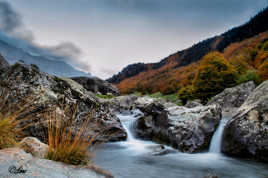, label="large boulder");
[0,62,126,143]
[207,81,255,112]
[222,80,268,162]
[135,103,222,153]
[71,76,120,96]
[0,54,9,74]
[0,148,113,178]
